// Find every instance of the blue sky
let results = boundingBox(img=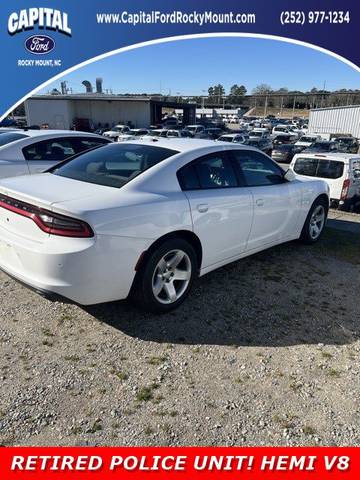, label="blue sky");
[41,37,360,95]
